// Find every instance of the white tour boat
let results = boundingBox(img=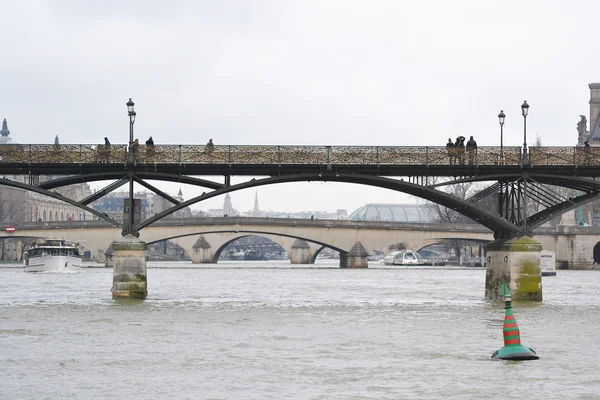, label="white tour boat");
[23,239,83,272]
[382,250,423,266]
